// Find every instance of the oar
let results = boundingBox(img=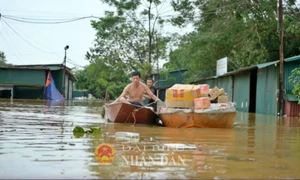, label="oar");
[105,89,110,103]
[101,89,110,118]
[157,100,166,108]
[142,100,165,112]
